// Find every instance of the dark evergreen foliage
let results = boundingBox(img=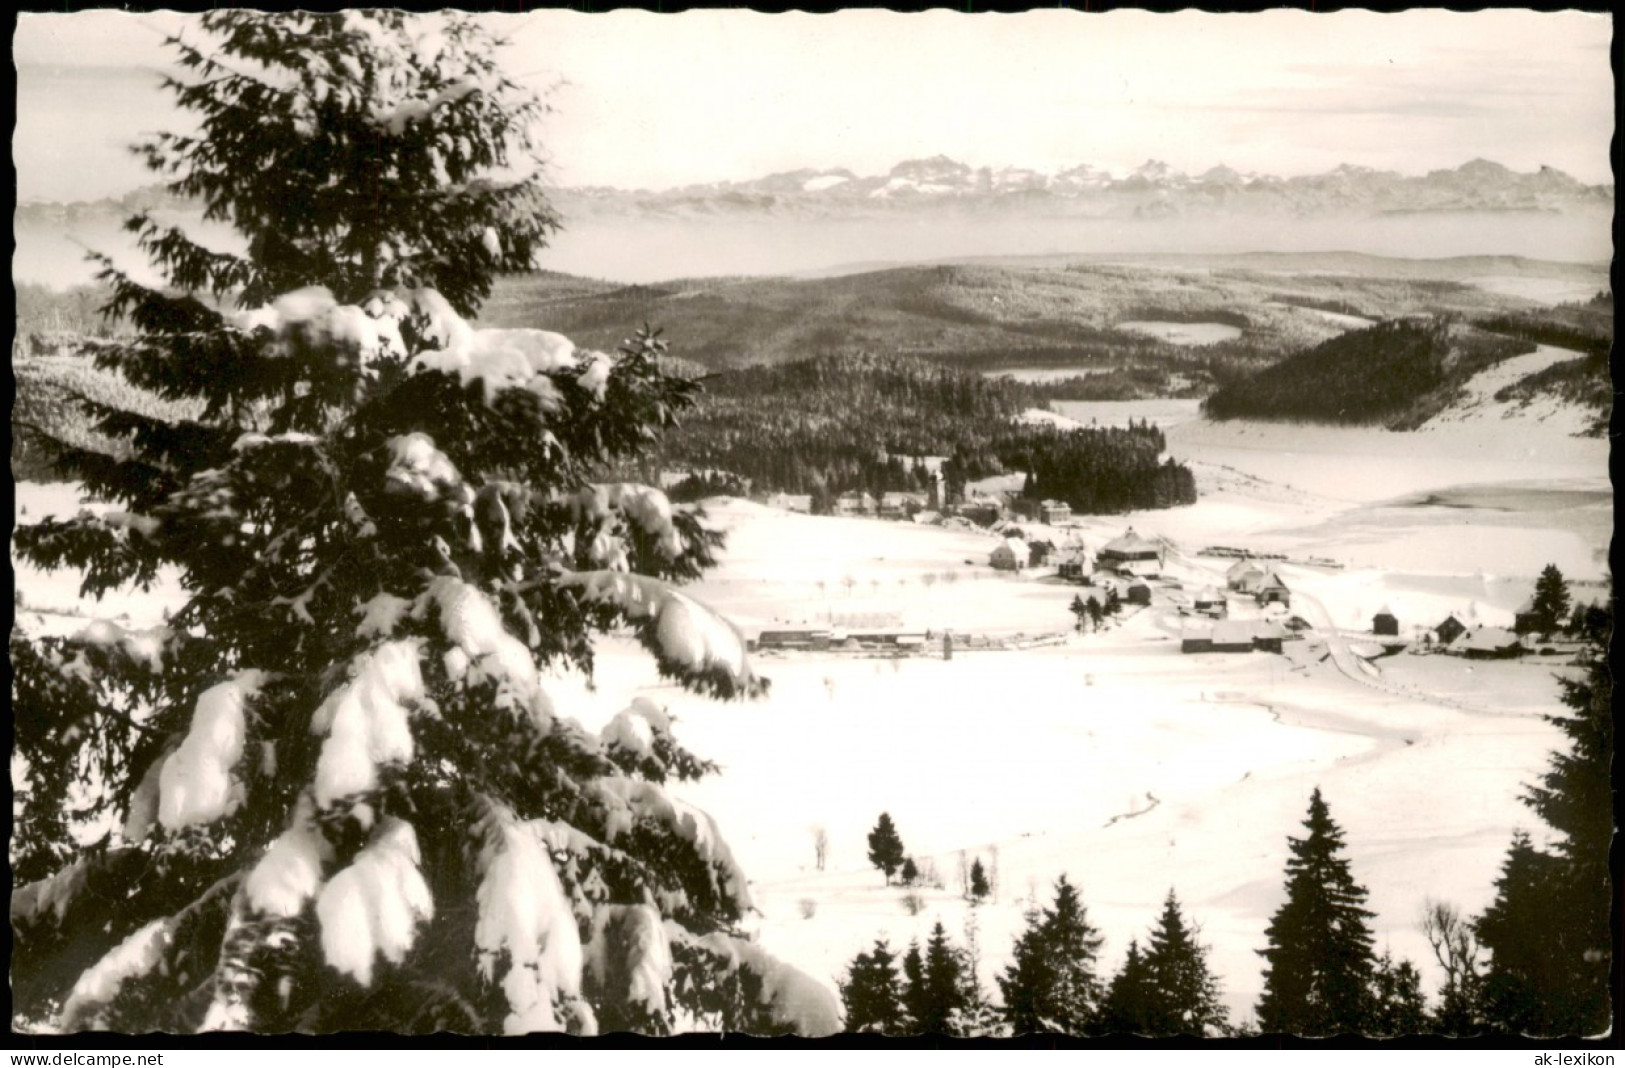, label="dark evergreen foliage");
[1475,611,1612,1037]
[649,353,1195,515]
[1204,318,1532,427]
[1096,939,1156,1036]
[1094,892,1227,1037]
[1142,891,1229,1036]
[838,940,906,1034]
[998,875,1104,1035]
[1529,564,1572,638]
[1367,951,1428,1038]
[9,12,835,1036]
[914,921,969,1036]
[866,813,906,886]
[1255,788,1377,1036]
[968,858,991,902]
